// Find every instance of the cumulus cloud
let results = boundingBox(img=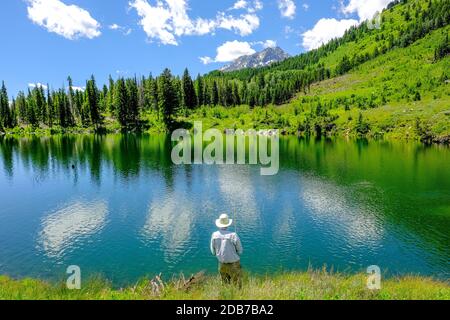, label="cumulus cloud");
[216,12,260,36]
[341,0,391,21]
[200,40,256,64]
[301,0,390,51]
[129,0,261,45]
[278,0,296,19]
[302,18,358,51]
[26,0,101,40]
